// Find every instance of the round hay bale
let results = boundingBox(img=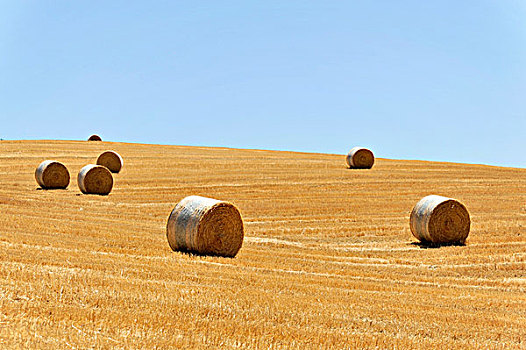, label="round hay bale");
[96,151,123,173]
[410,195,470,245]
[166,195,244,257]
[346,147,374,169]
[77,164,113,195]
[88,135,102,141]
[35,160,70,189]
